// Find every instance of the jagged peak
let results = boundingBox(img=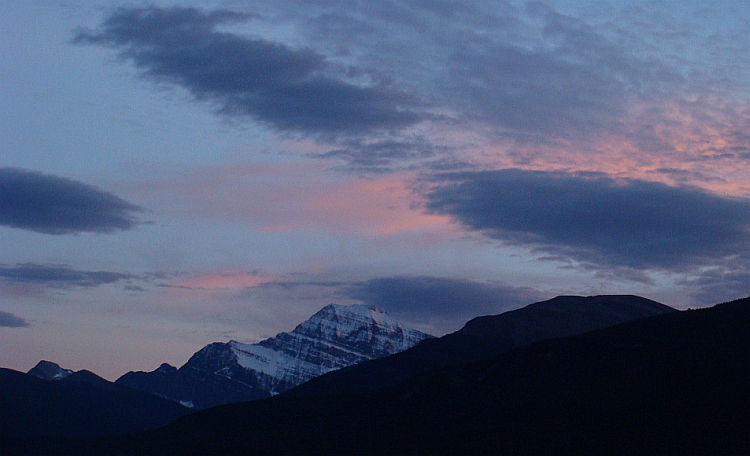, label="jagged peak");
[30,360,63,371]
[228,304,430,358]
[184,341,237,368]
[287,304,398,342]
[301,303,397,329]
[117,302,432,409]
